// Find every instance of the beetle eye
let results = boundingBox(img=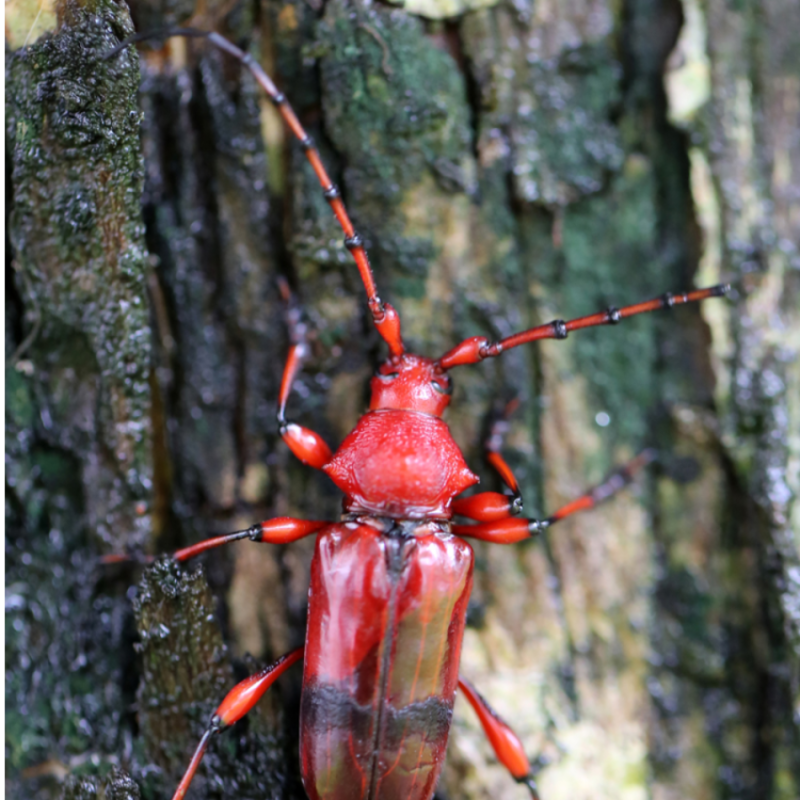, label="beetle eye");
[432,380,452,395]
